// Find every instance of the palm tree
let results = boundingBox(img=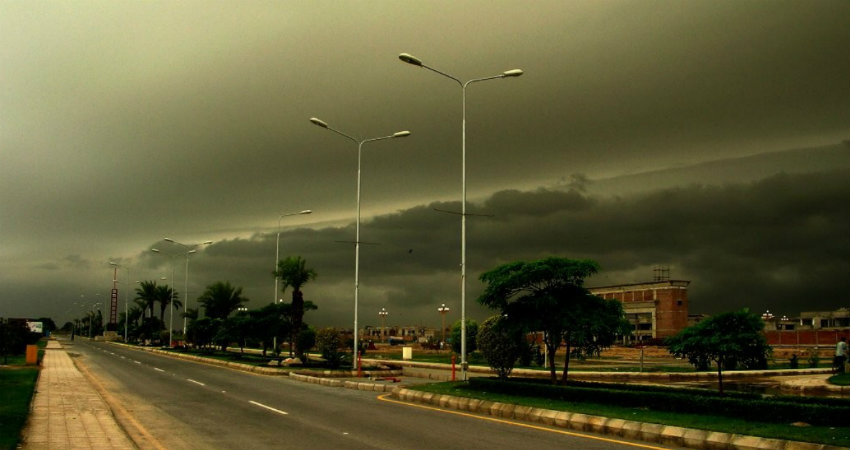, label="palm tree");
[156,285,182,324]
[274,256,317,356]
[135,280,159,319]
[197,281,248,321]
